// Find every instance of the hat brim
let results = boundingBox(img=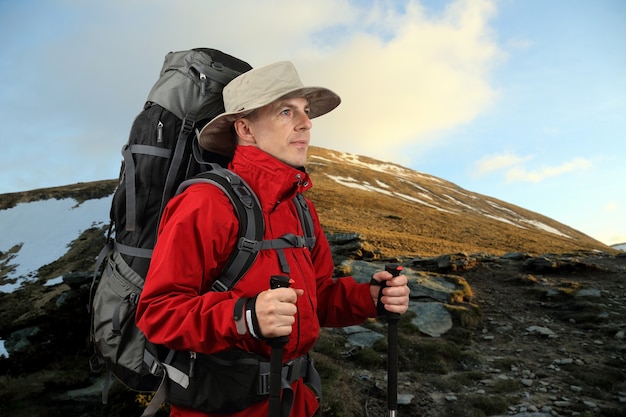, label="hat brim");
[198,86,340,156]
